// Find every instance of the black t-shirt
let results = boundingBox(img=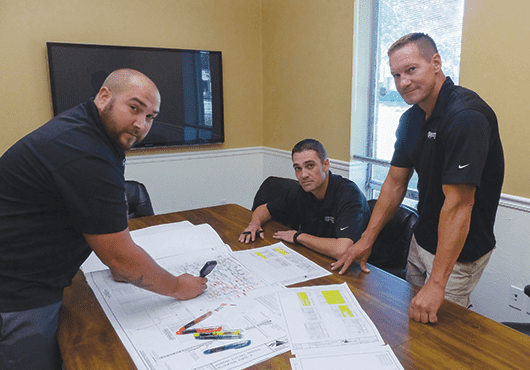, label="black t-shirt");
[267,172,370,243]
[0,100,129,311]
[391,77,504,262]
